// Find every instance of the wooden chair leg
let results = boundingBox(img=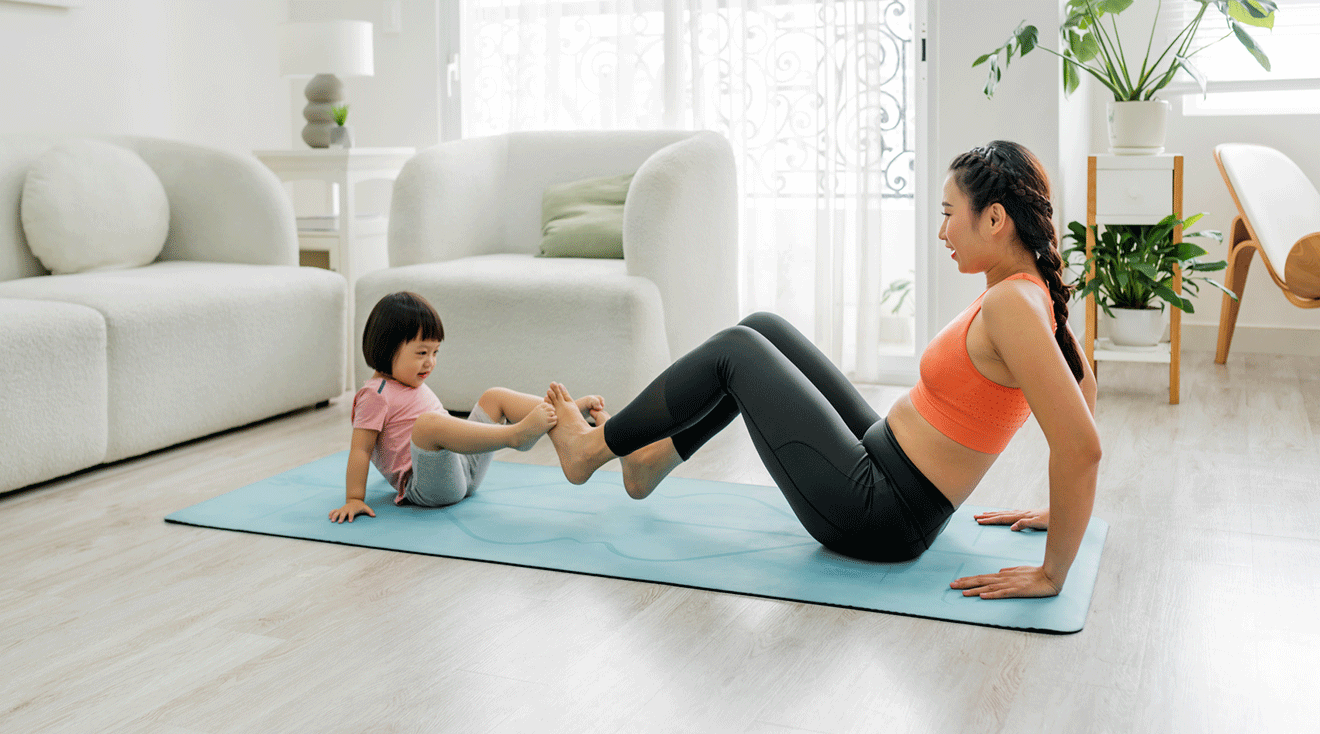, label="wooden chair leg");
[1215,233,1256,365]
